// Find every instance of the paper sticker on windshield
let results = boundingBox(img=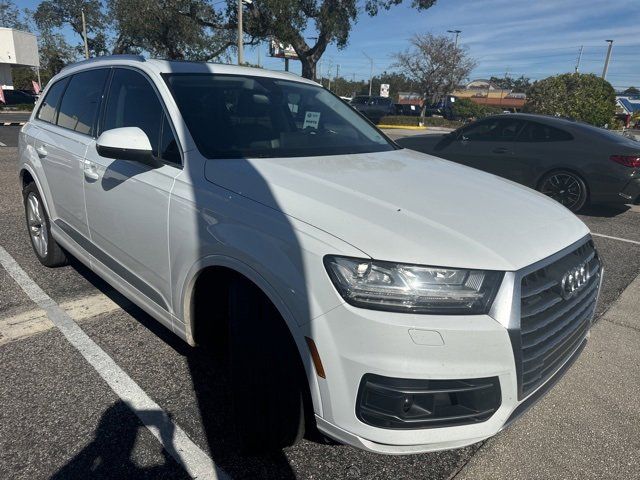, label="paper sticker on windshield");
[303,111,321,129]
